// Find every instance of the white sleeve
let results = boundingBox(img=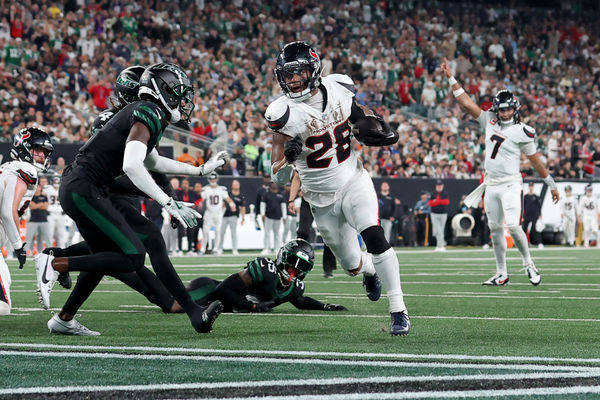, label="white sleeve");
[144,148,200,175]
[1,175,23,249]
[476,111,491,132]
[122,141,171,206]
[260,201,266,217]
[519,142,537,156]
